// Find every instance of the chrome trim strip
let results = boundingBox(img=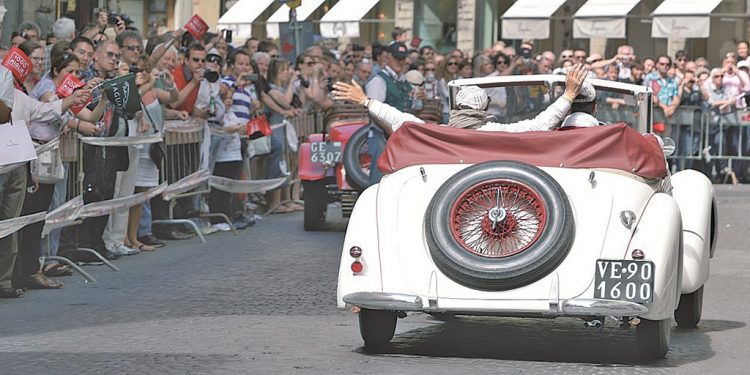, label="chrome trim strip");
[560,298,649,316]
[343,292,424,311]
